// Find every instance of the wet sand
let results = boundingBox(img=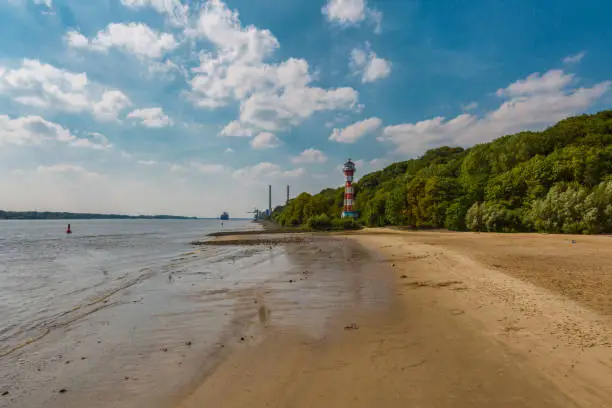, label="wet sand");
[1,235,391,408]
[4,229,612,407]
[178,230,612,408]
